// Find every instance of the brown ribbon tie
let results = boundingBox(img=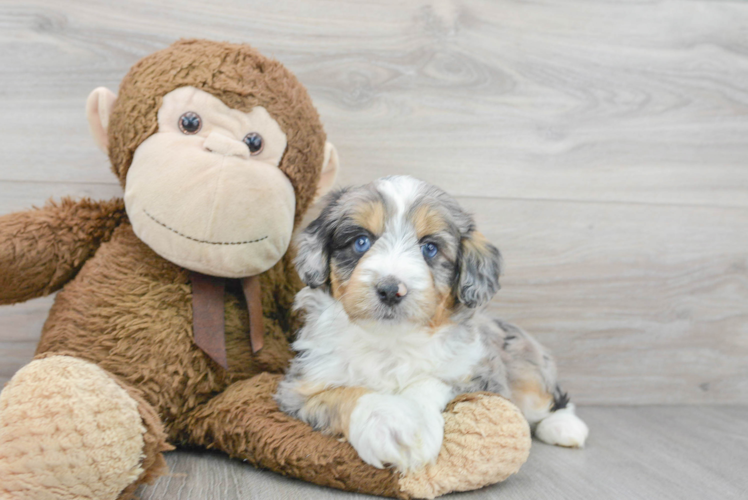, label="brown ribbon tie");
[190,271,264,369]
